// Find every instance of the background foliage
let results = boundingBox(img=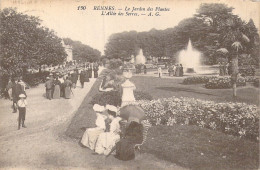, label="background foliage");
[104,3,260,66]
